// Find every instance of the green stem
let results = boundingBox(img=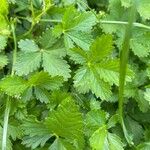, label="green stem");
[2,21,17,150]
[11,23,17,75]
[40,19,62,23]
[119,4,136,145]
[2,97,11,150]
[21,2,53,38]
[100,20,150,30]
